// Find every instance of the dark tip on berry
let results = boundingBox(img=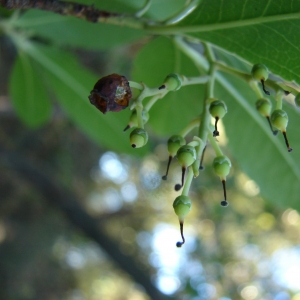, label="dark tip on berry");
[261,79,270,95]
[176,242,183,248]
[284,90,290,96]
[220,200,228,207]
[123,125,130,132]
[158,84,166,90]
[213,130,219,137]
[132,144,136,148]
[162,175,167,180]
[174,184,182,191]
